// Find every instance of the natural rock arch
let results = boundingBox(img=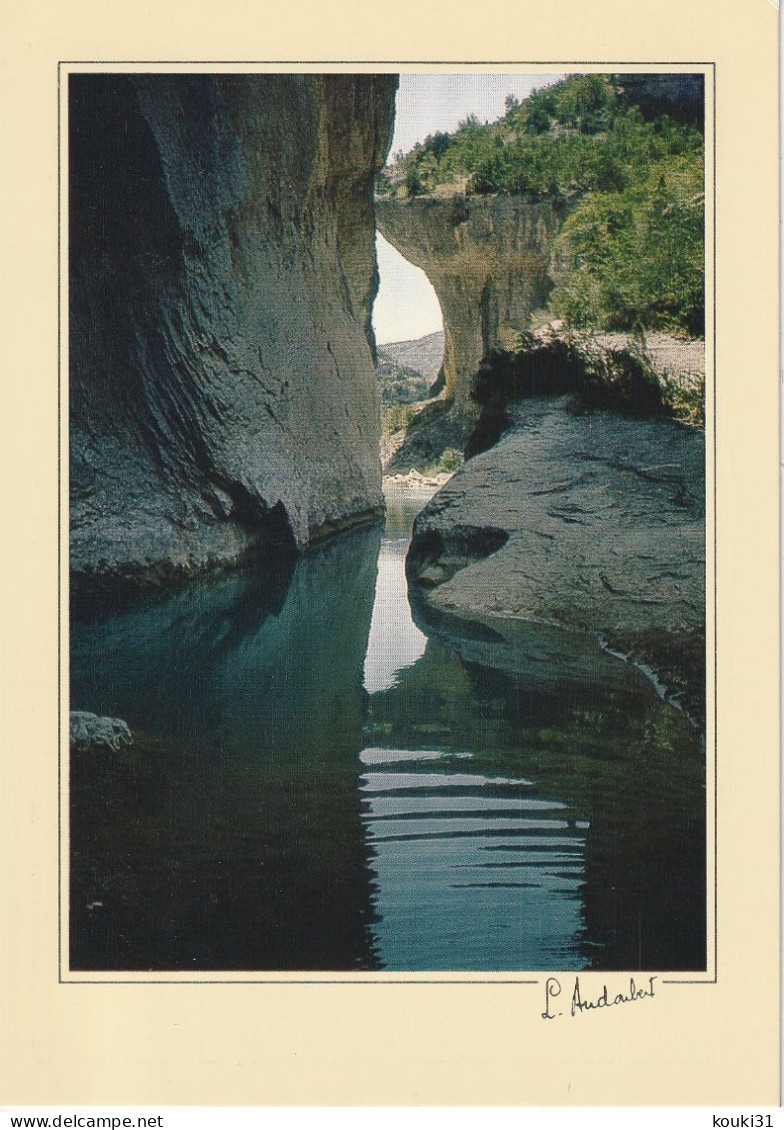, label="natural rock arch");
[376,193,564,429]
